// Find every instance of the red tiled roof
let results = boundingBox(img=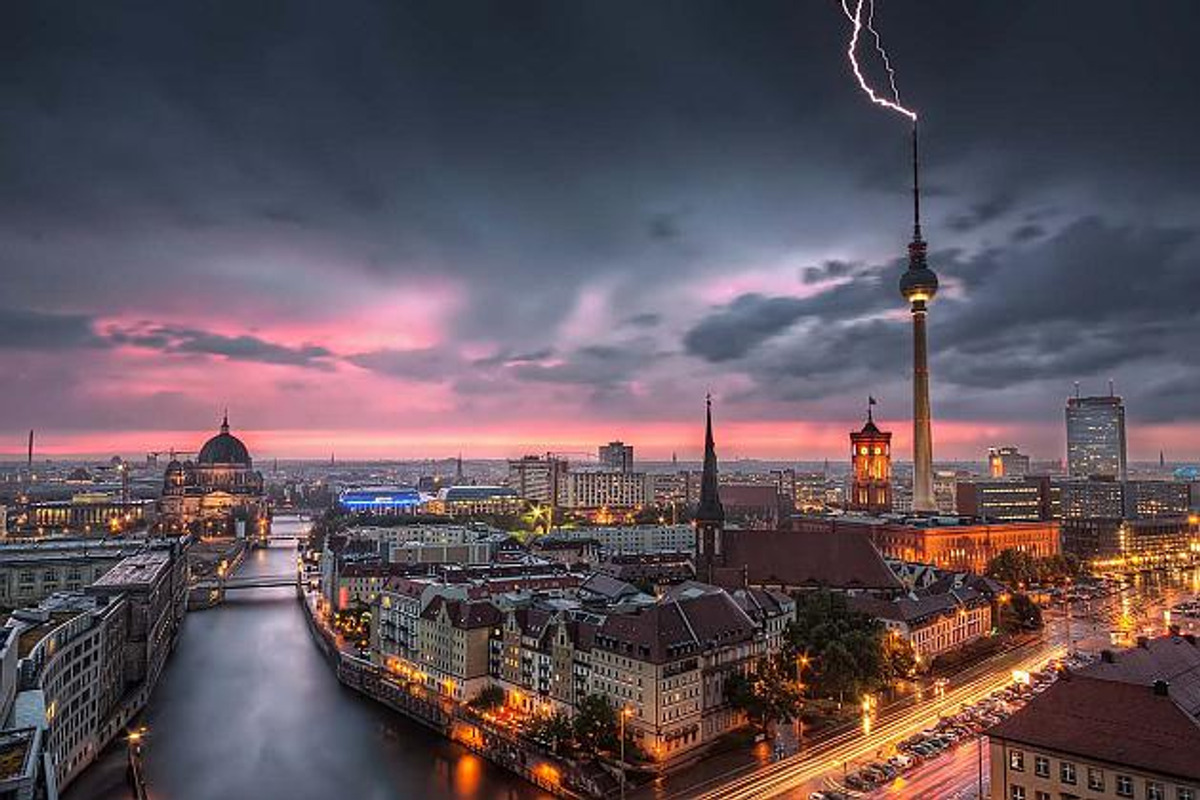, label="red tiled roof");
[987,673,1200,782]
[712,529,902,591]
